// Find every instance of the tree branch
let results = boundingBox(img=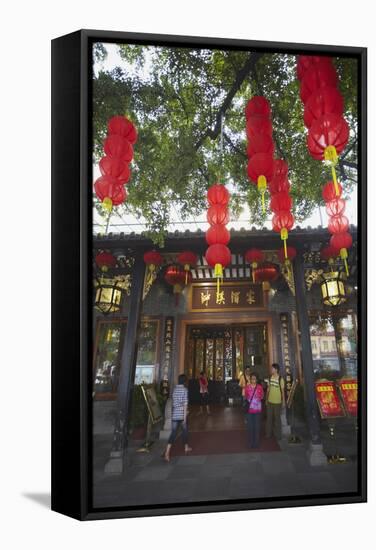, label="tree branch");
[194,52,263,150]
[223,132,247,159]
